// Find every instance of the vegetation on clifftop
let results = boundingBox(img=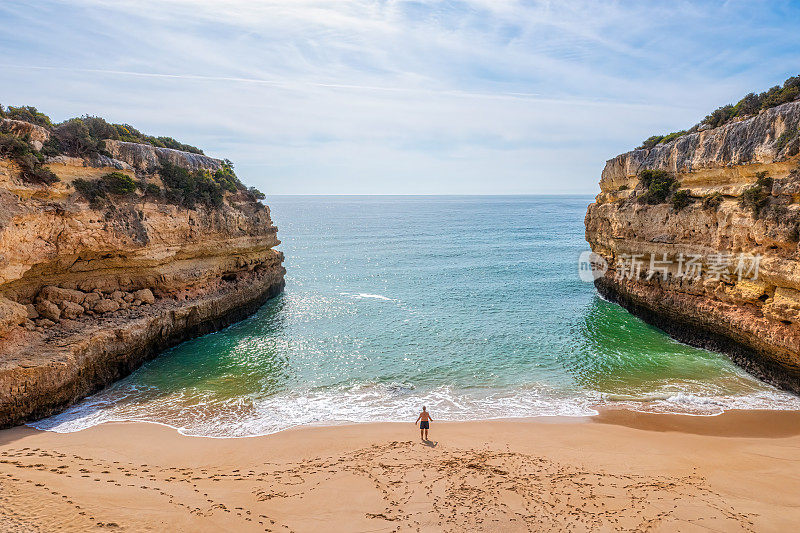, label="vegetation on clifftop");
[159,161,241,208]
[1,102,266,210]
[50,116,204,157]
[1,104,203,156]
[637,74,800,149]
[0,105,52,127]
[71,161,265,210]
